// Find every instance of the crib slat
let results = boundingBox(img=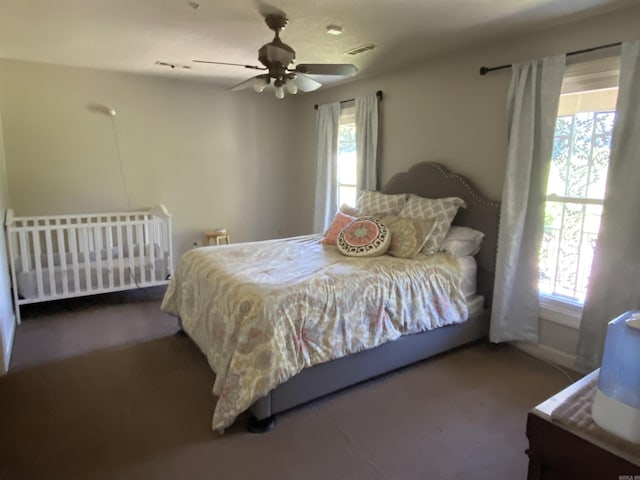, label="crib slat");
[32,230,44,298]
[56,220,69,296]
[126,224,134,286]
[148,219,156,282]
[136,223,146,284]
[106,226,114,289]
[81,227,92,291]
[18,231,30,273]
[94,225,103,290]
[44,224,56,296]
[68,227,80,294]
[156,222,165,280]
[116,223,125,287]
